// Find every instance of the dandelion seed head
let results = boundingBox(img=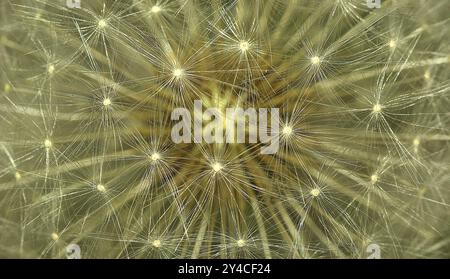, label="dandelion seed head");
[1,0,449,260]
